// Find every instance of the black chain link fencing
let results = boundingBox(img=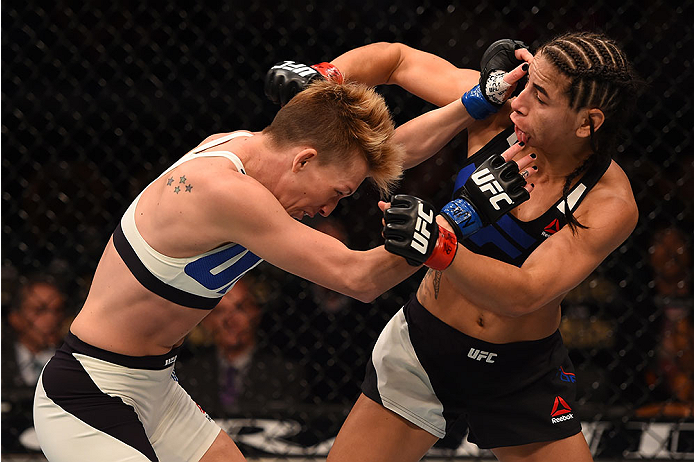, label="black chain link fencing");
[2,1,692,460]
